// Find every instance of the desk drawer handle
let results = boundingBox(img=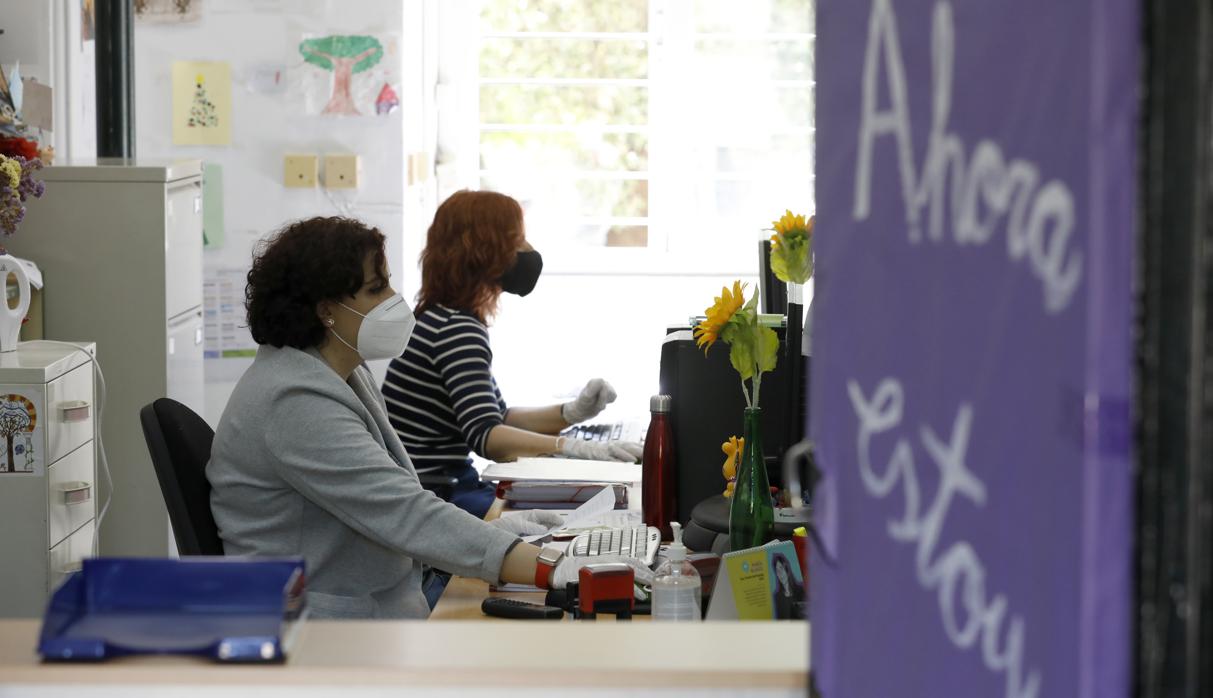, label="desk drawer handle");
[56,481,91,505]
[59,400,91,422]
